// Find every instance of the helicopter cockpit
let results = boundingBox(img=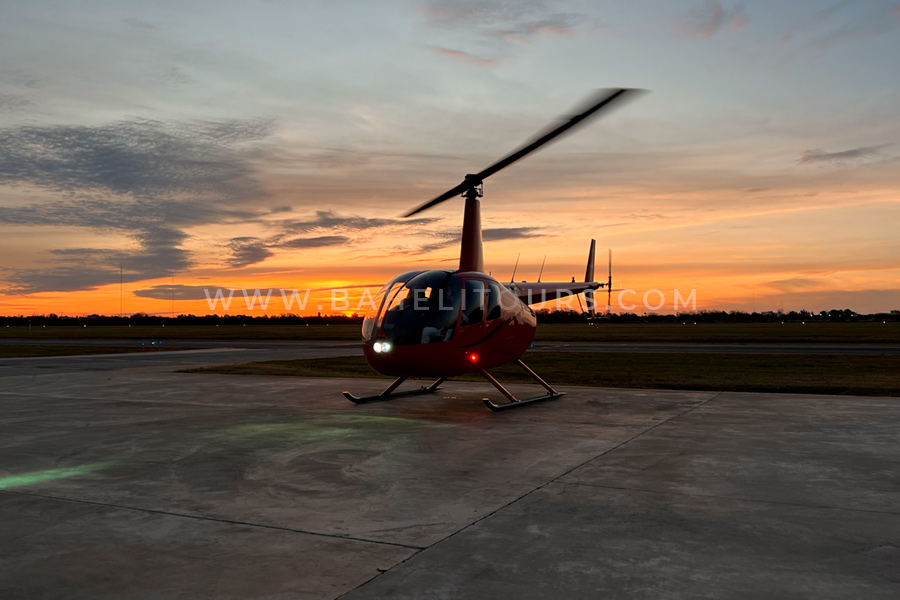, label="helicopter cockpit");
[362,270,462,345]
